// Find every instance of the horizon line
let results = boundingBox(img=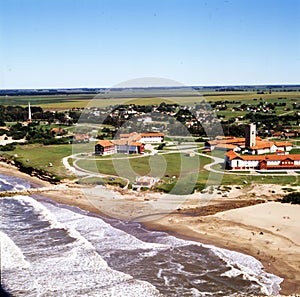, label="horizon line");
[1,83,300,91]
